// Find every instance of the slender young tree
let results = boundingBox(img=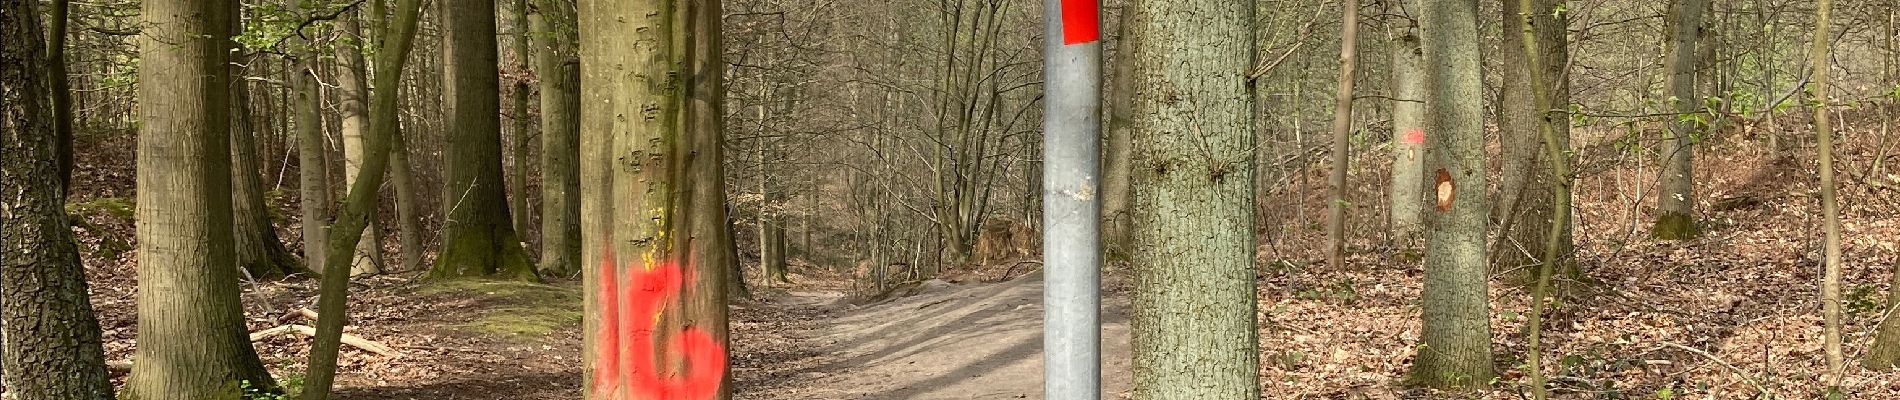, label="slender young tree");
[1125,0,1260,398]
[1100,6,1136,262]
[301,0,427,397]
[1408,0,1495,388]
[510,0,535,243]
[1653,0,1706,240]
[1805,0,1843,391]
[297,53,332,277]
[431,0,539,280]
[1324,0,1360,271]
[1512,0,1576,396]
[536,0,584,276]
[124,0,280,395]
[1,1,115,397]
[1386,0,1427,243]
